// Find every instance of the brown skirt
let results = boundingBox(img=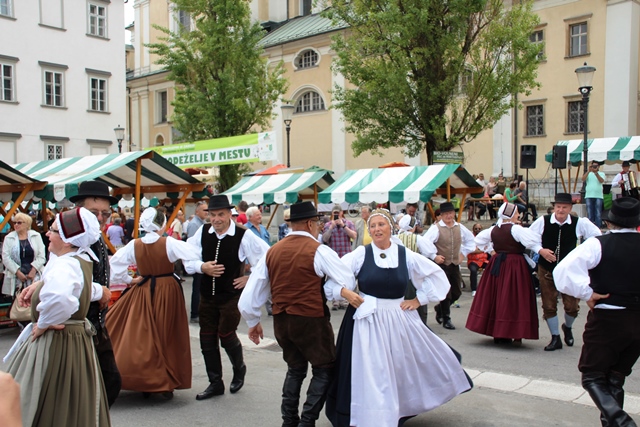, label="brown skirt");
[105,277,192,392]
